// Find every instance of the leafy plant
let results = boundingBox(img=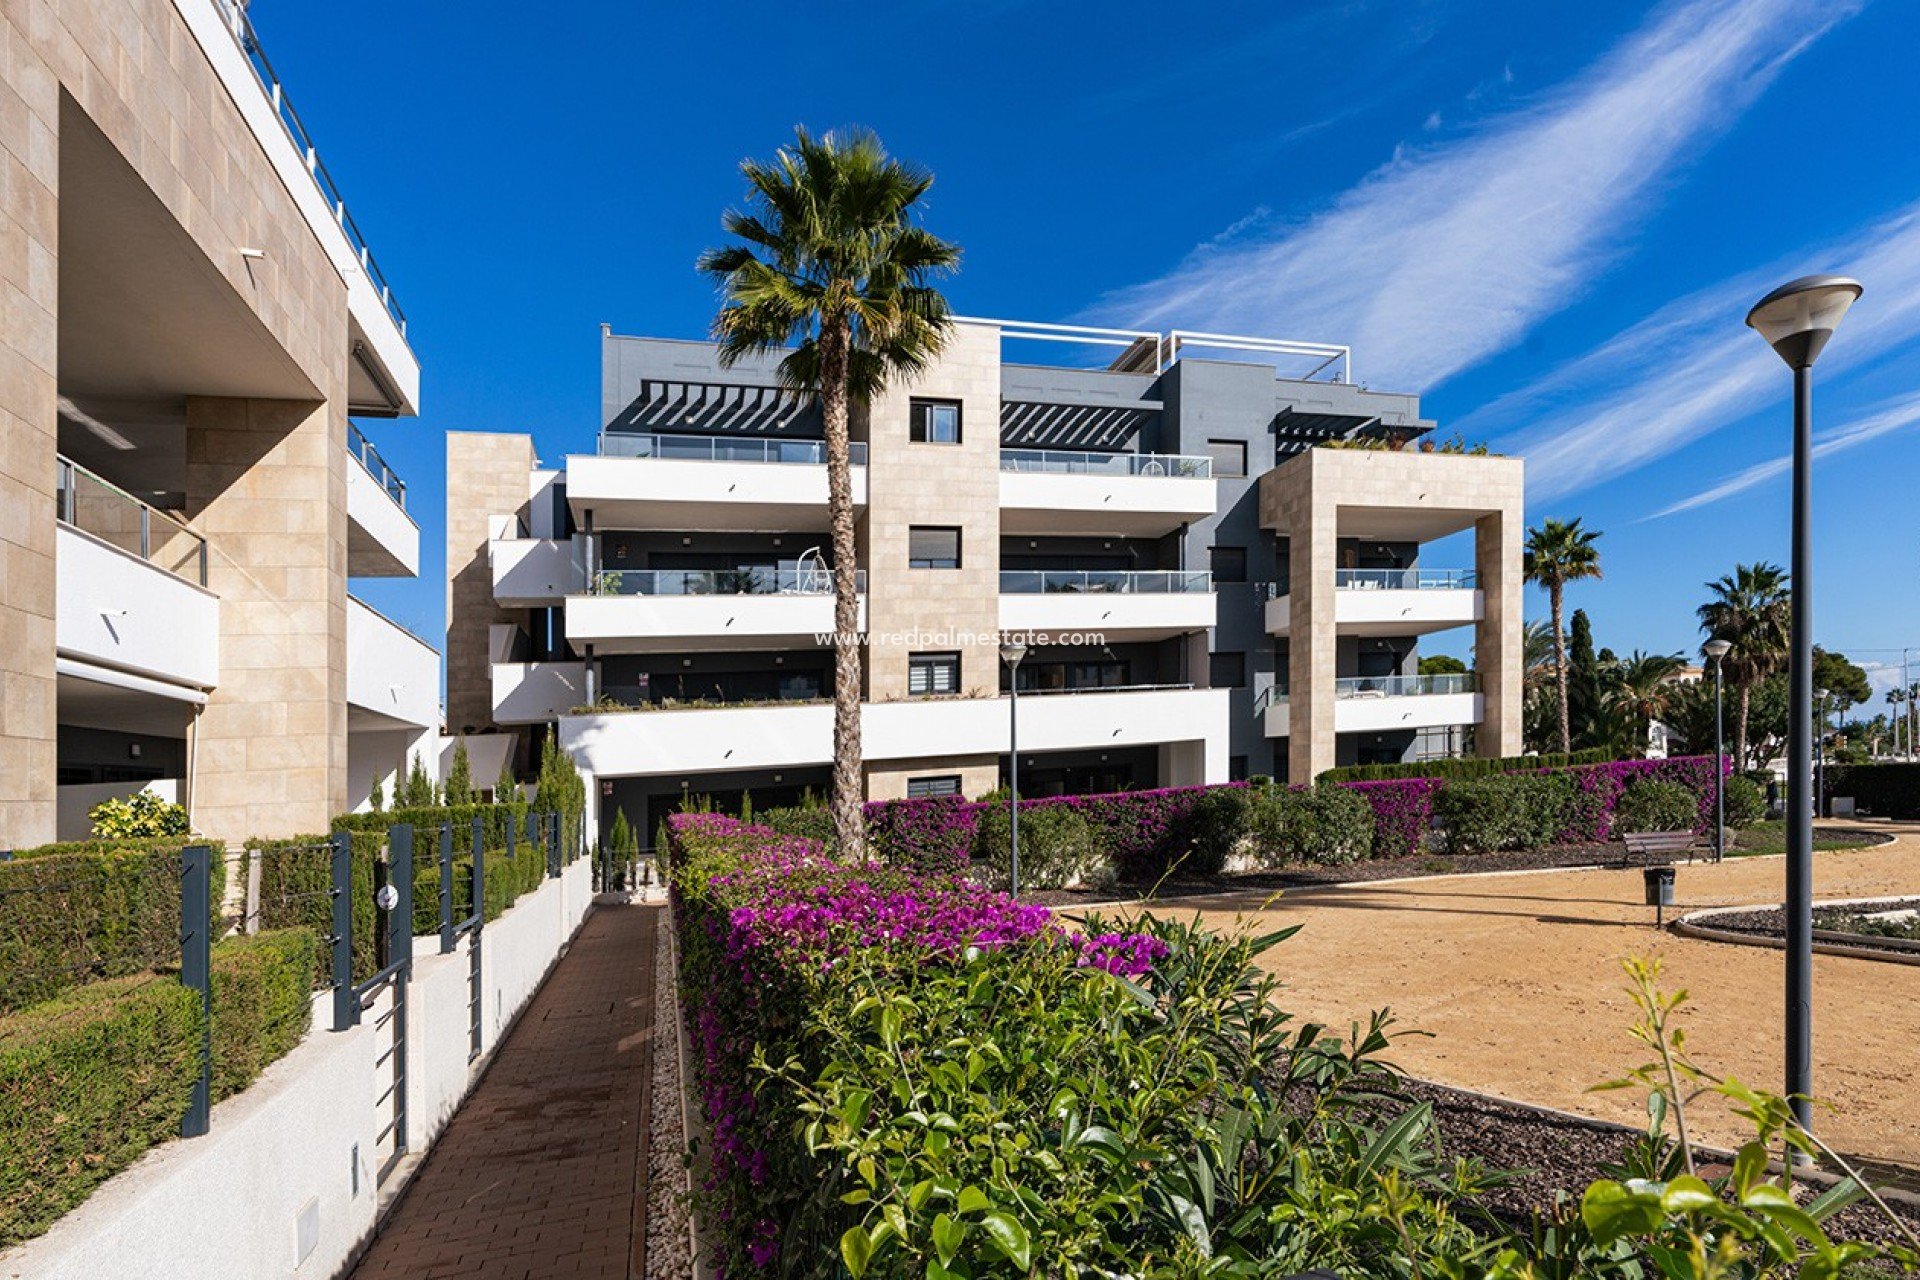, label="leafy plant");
[399,752,437,808]
[443,739,473,807]
[1723,775,1766,829]
[1248,783,1376,866]
[973,801,1100,889]
[87,790,188,839]
[1613,779,1700,834]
